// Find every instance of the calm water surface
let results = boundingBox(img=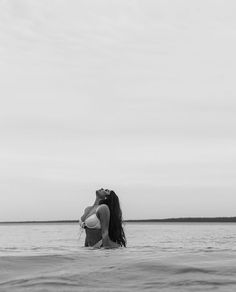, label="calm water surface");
[0,223,236,291]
